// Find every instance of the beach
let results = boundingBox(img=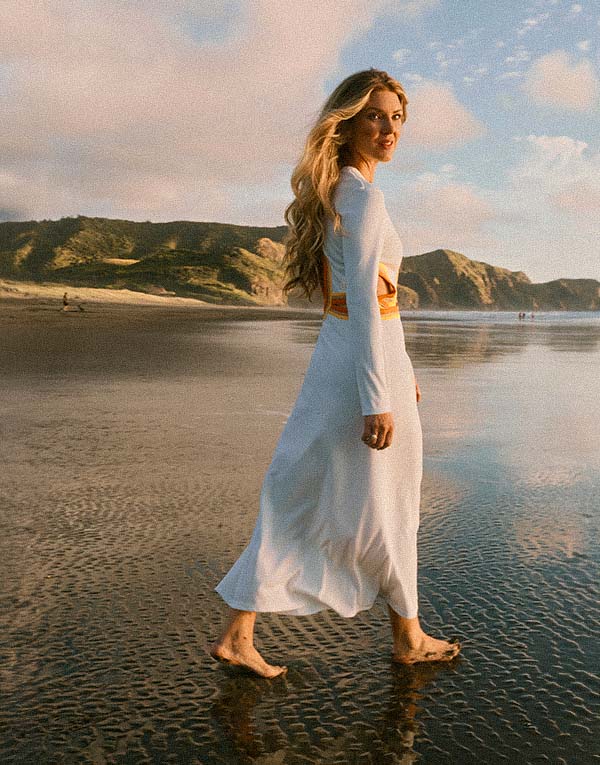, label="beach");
[1,297,599,764]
